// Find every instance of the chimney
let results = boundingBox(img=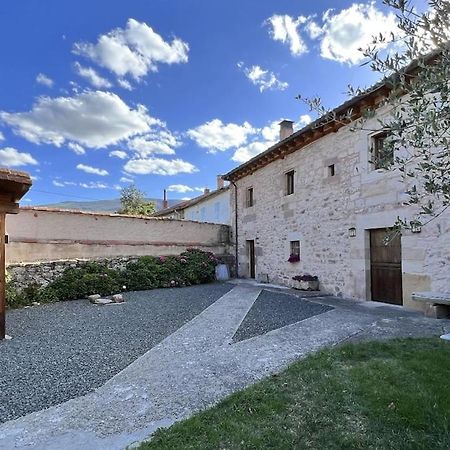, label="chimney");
[204,188,210,195]
[279,120,294,141]
[163,189,168,209]
[217,175,225,190]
